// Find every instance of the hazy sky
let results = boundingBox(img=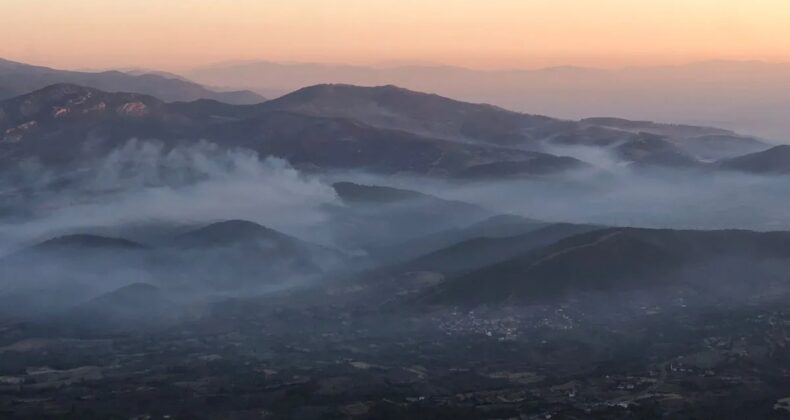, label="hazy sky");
[2,0,789,71]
